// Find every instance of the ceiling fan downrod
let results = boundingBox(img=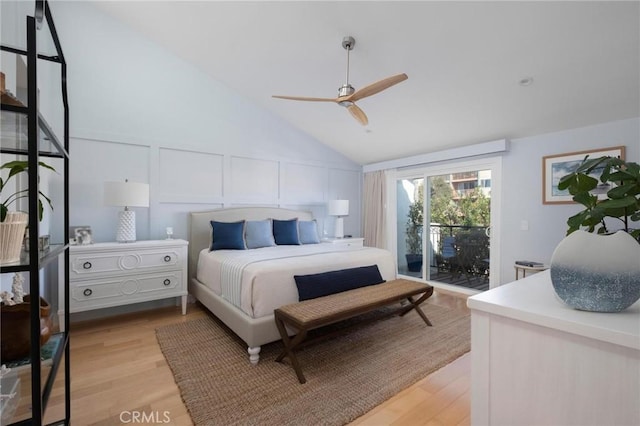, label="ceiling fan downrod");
[340,36,356,98]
